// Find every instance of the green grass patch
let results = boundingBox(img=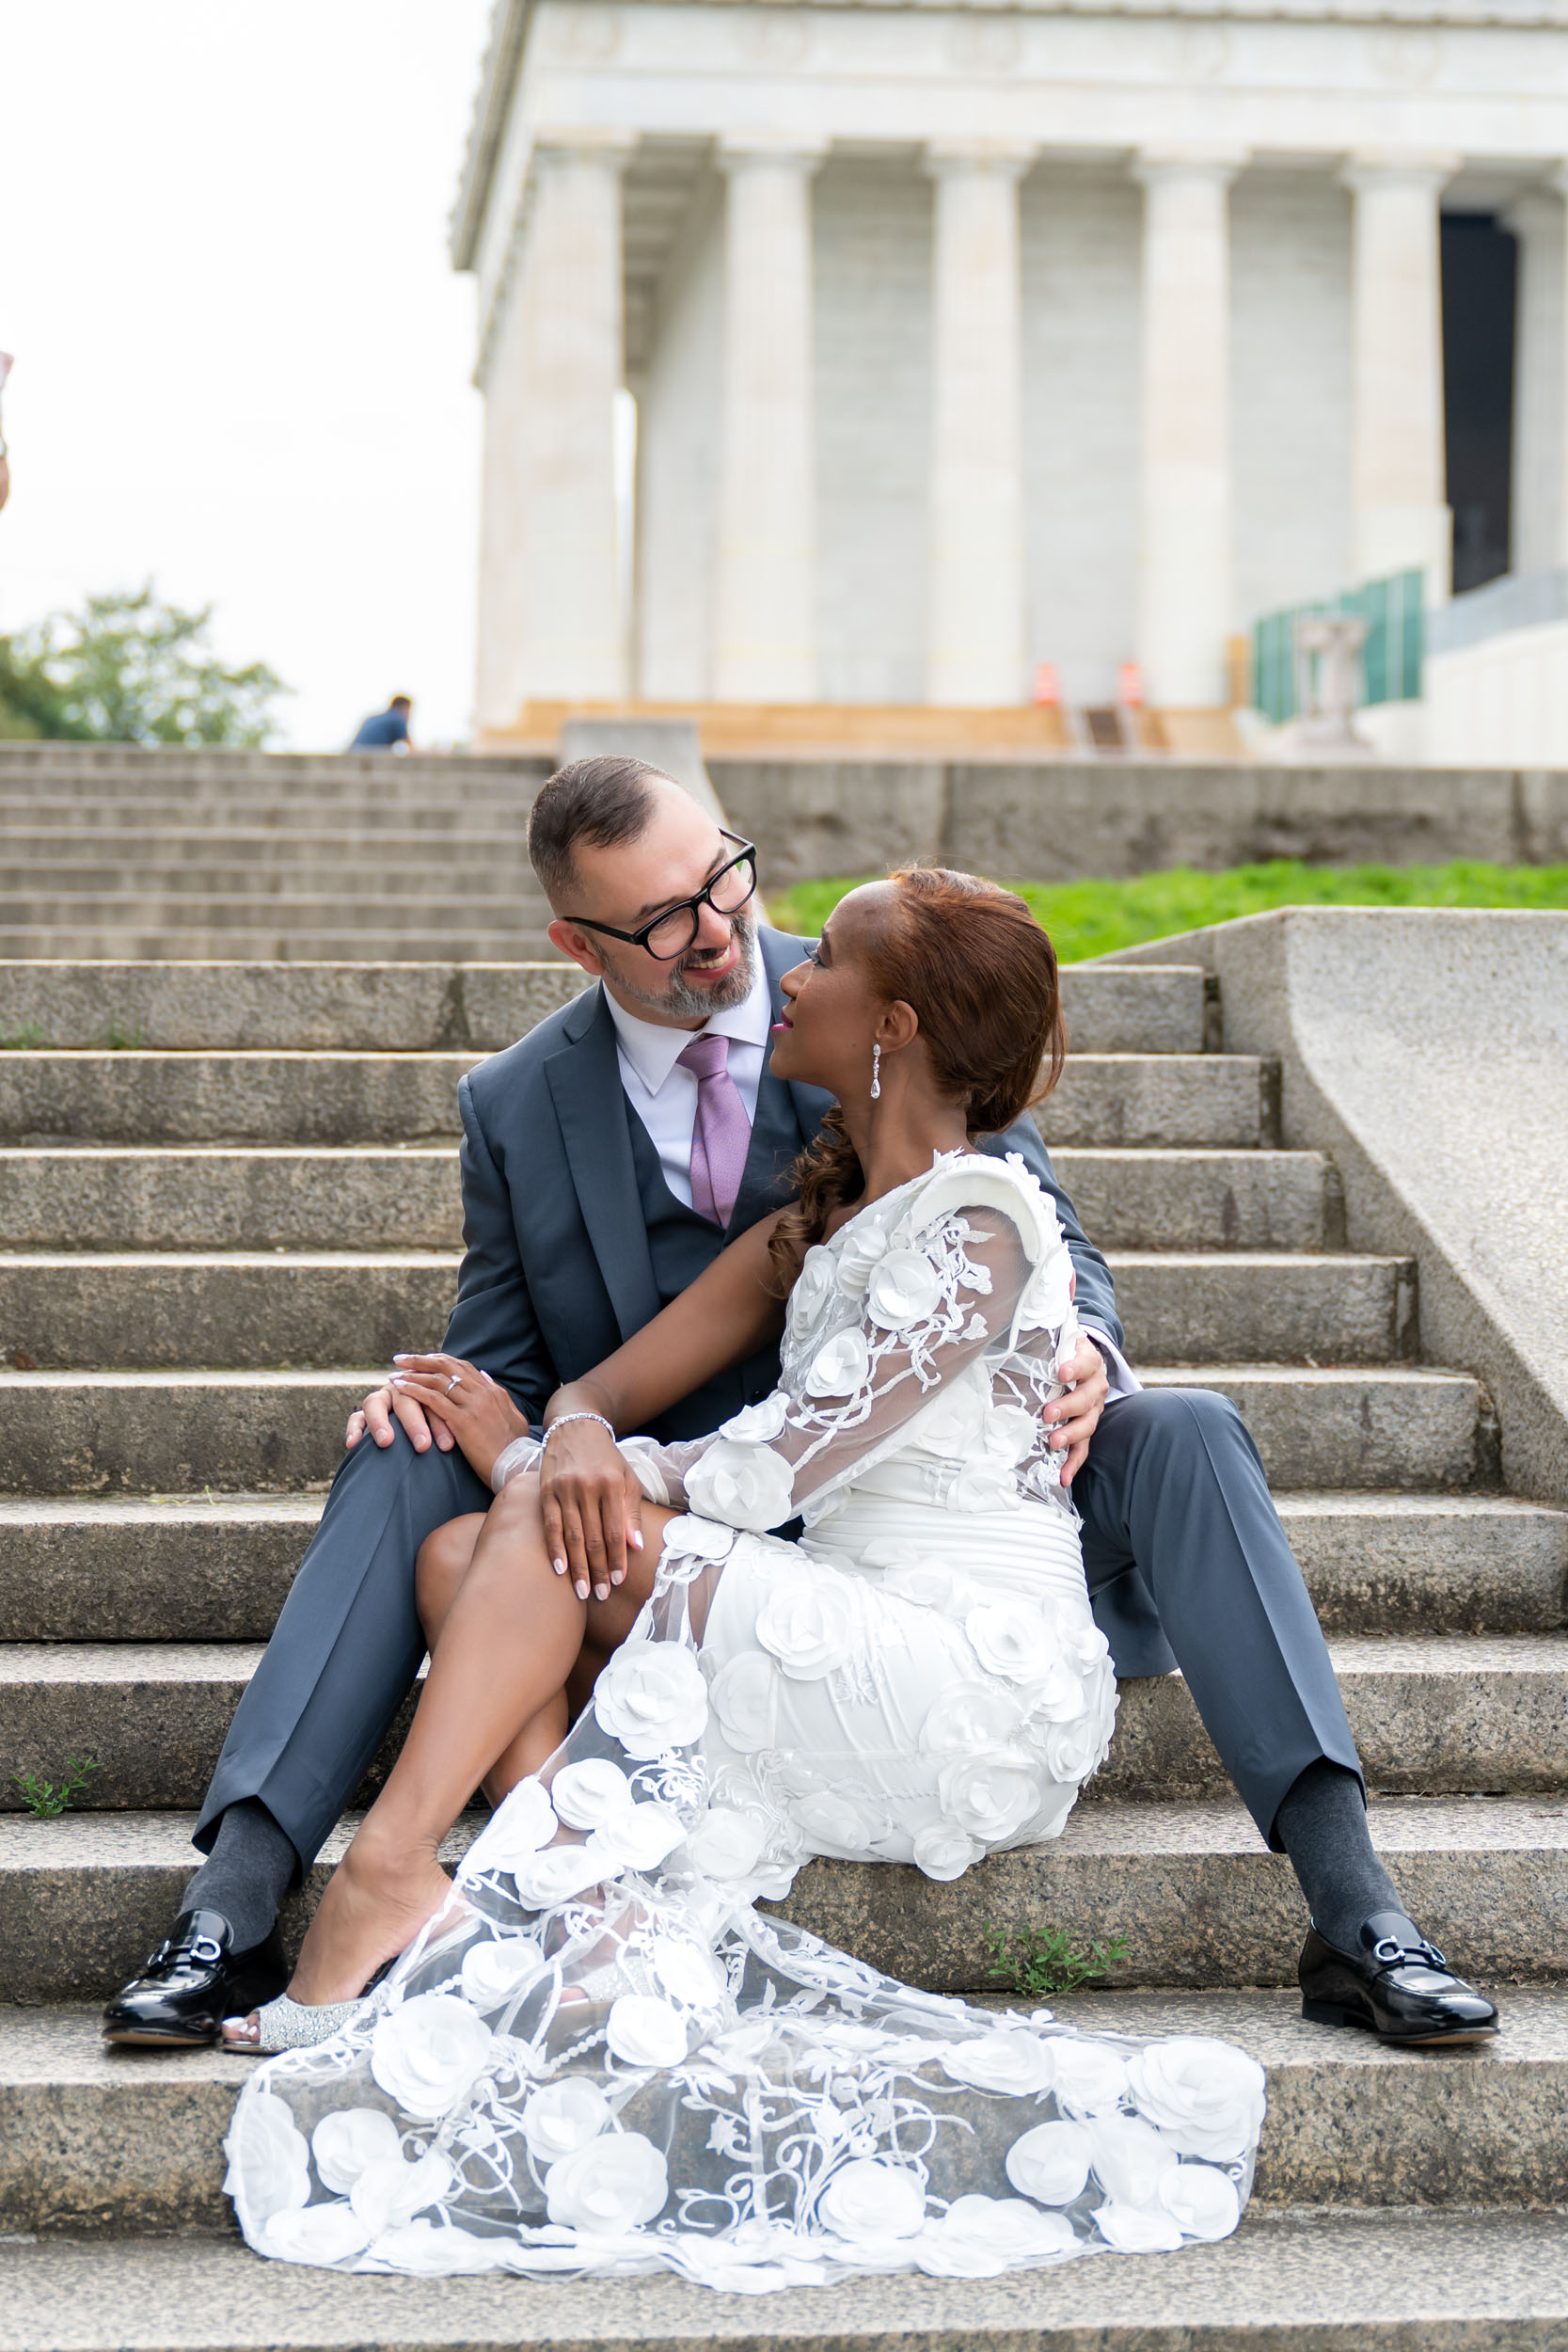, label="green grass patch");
[768,860,1568,964]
